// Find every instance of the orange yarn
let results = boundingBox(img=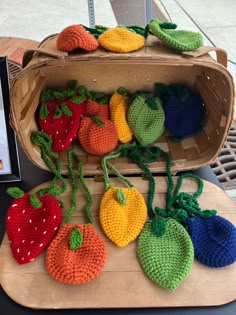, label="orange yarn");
[46,223,107,284]
[78,116,118,156]
[57,25,99,52]
[85,99,110,120]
